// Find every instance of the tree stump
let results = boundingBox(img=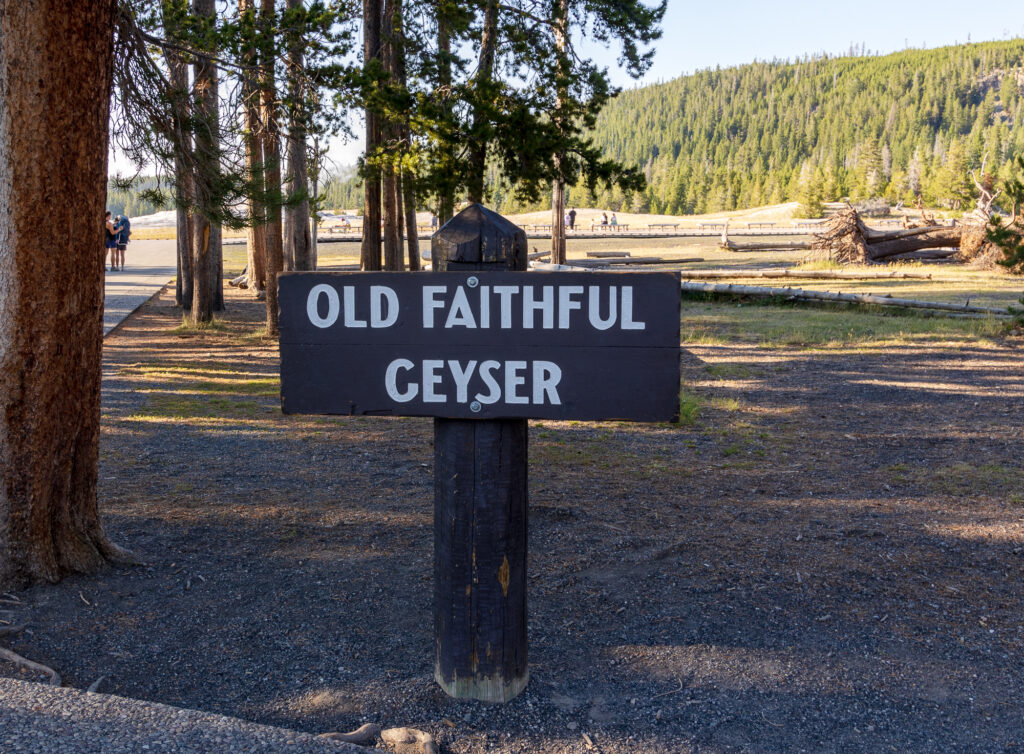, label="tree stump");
[431,204,530,702]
